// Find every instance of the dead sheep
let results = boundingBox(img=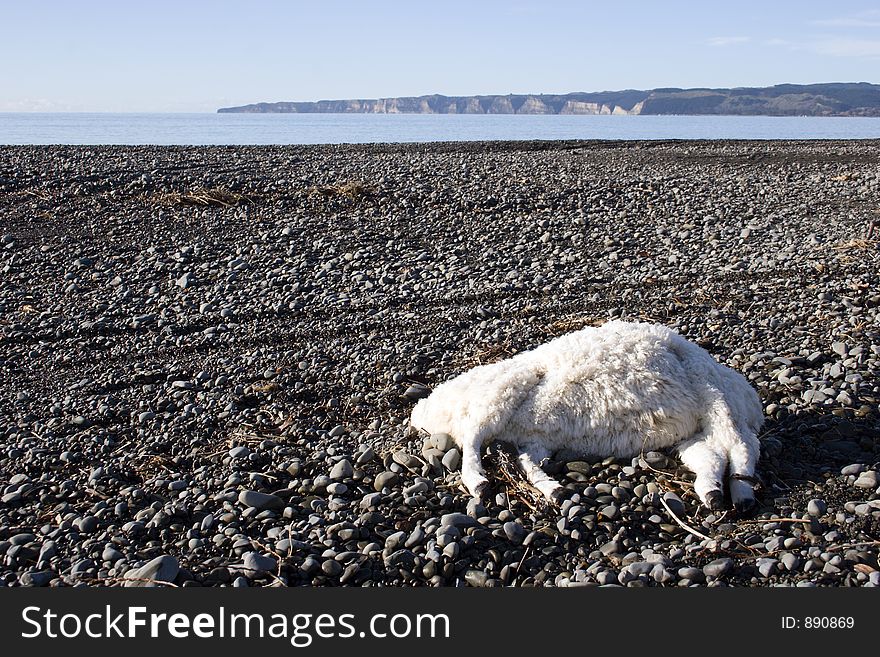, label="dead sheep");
[410,320,764,511]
